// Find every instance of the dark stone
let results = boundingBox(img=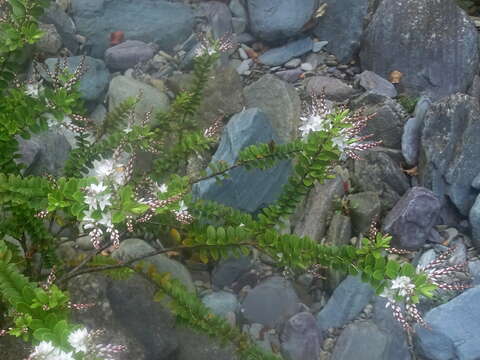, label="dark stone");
[104,40,155,71]
[415,286,480,360]
[212,255,252,289]
[246,0,316,42]
[360,0,479,100]
[70,0,194,58]
[382,187,441,250]
[419,94,480,216]
[316,276,374,335]
[314,0,369,63]
[280,312,323,360]
[348,192,381,235]
[40,2,79,54]
[469,195,480,250]
[193,108,291,214]
[357,70,397,98]
[241,276,301,328]
[306,76,359,102]
[198,1,233,39]
[258,38,313,66]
